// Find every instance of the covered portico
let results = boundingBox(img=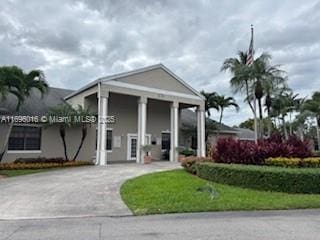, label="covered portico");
[96,80,205,165]
[65,64,206,166]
